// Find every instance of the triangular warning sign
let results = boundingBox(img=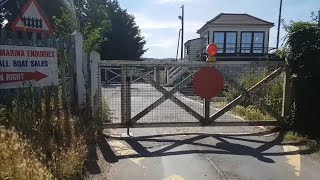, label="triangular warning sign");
[11,0,53,34]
